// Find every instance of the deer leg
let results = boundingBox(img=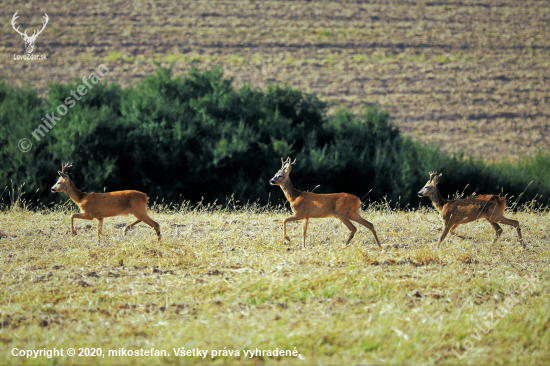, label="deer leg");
[337,216,358,245]
[438,224,452,248]
[450,232,468,240]
[349,211,381,249]
[133,209,161,241]
[488,221,503,243]
[449,224,468,240]
[283,214,304,242]
[494,216,524,248]
[70,213,93,235]
[124,220,142,235]
[97,218,104,240]
[302,219,309,248]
